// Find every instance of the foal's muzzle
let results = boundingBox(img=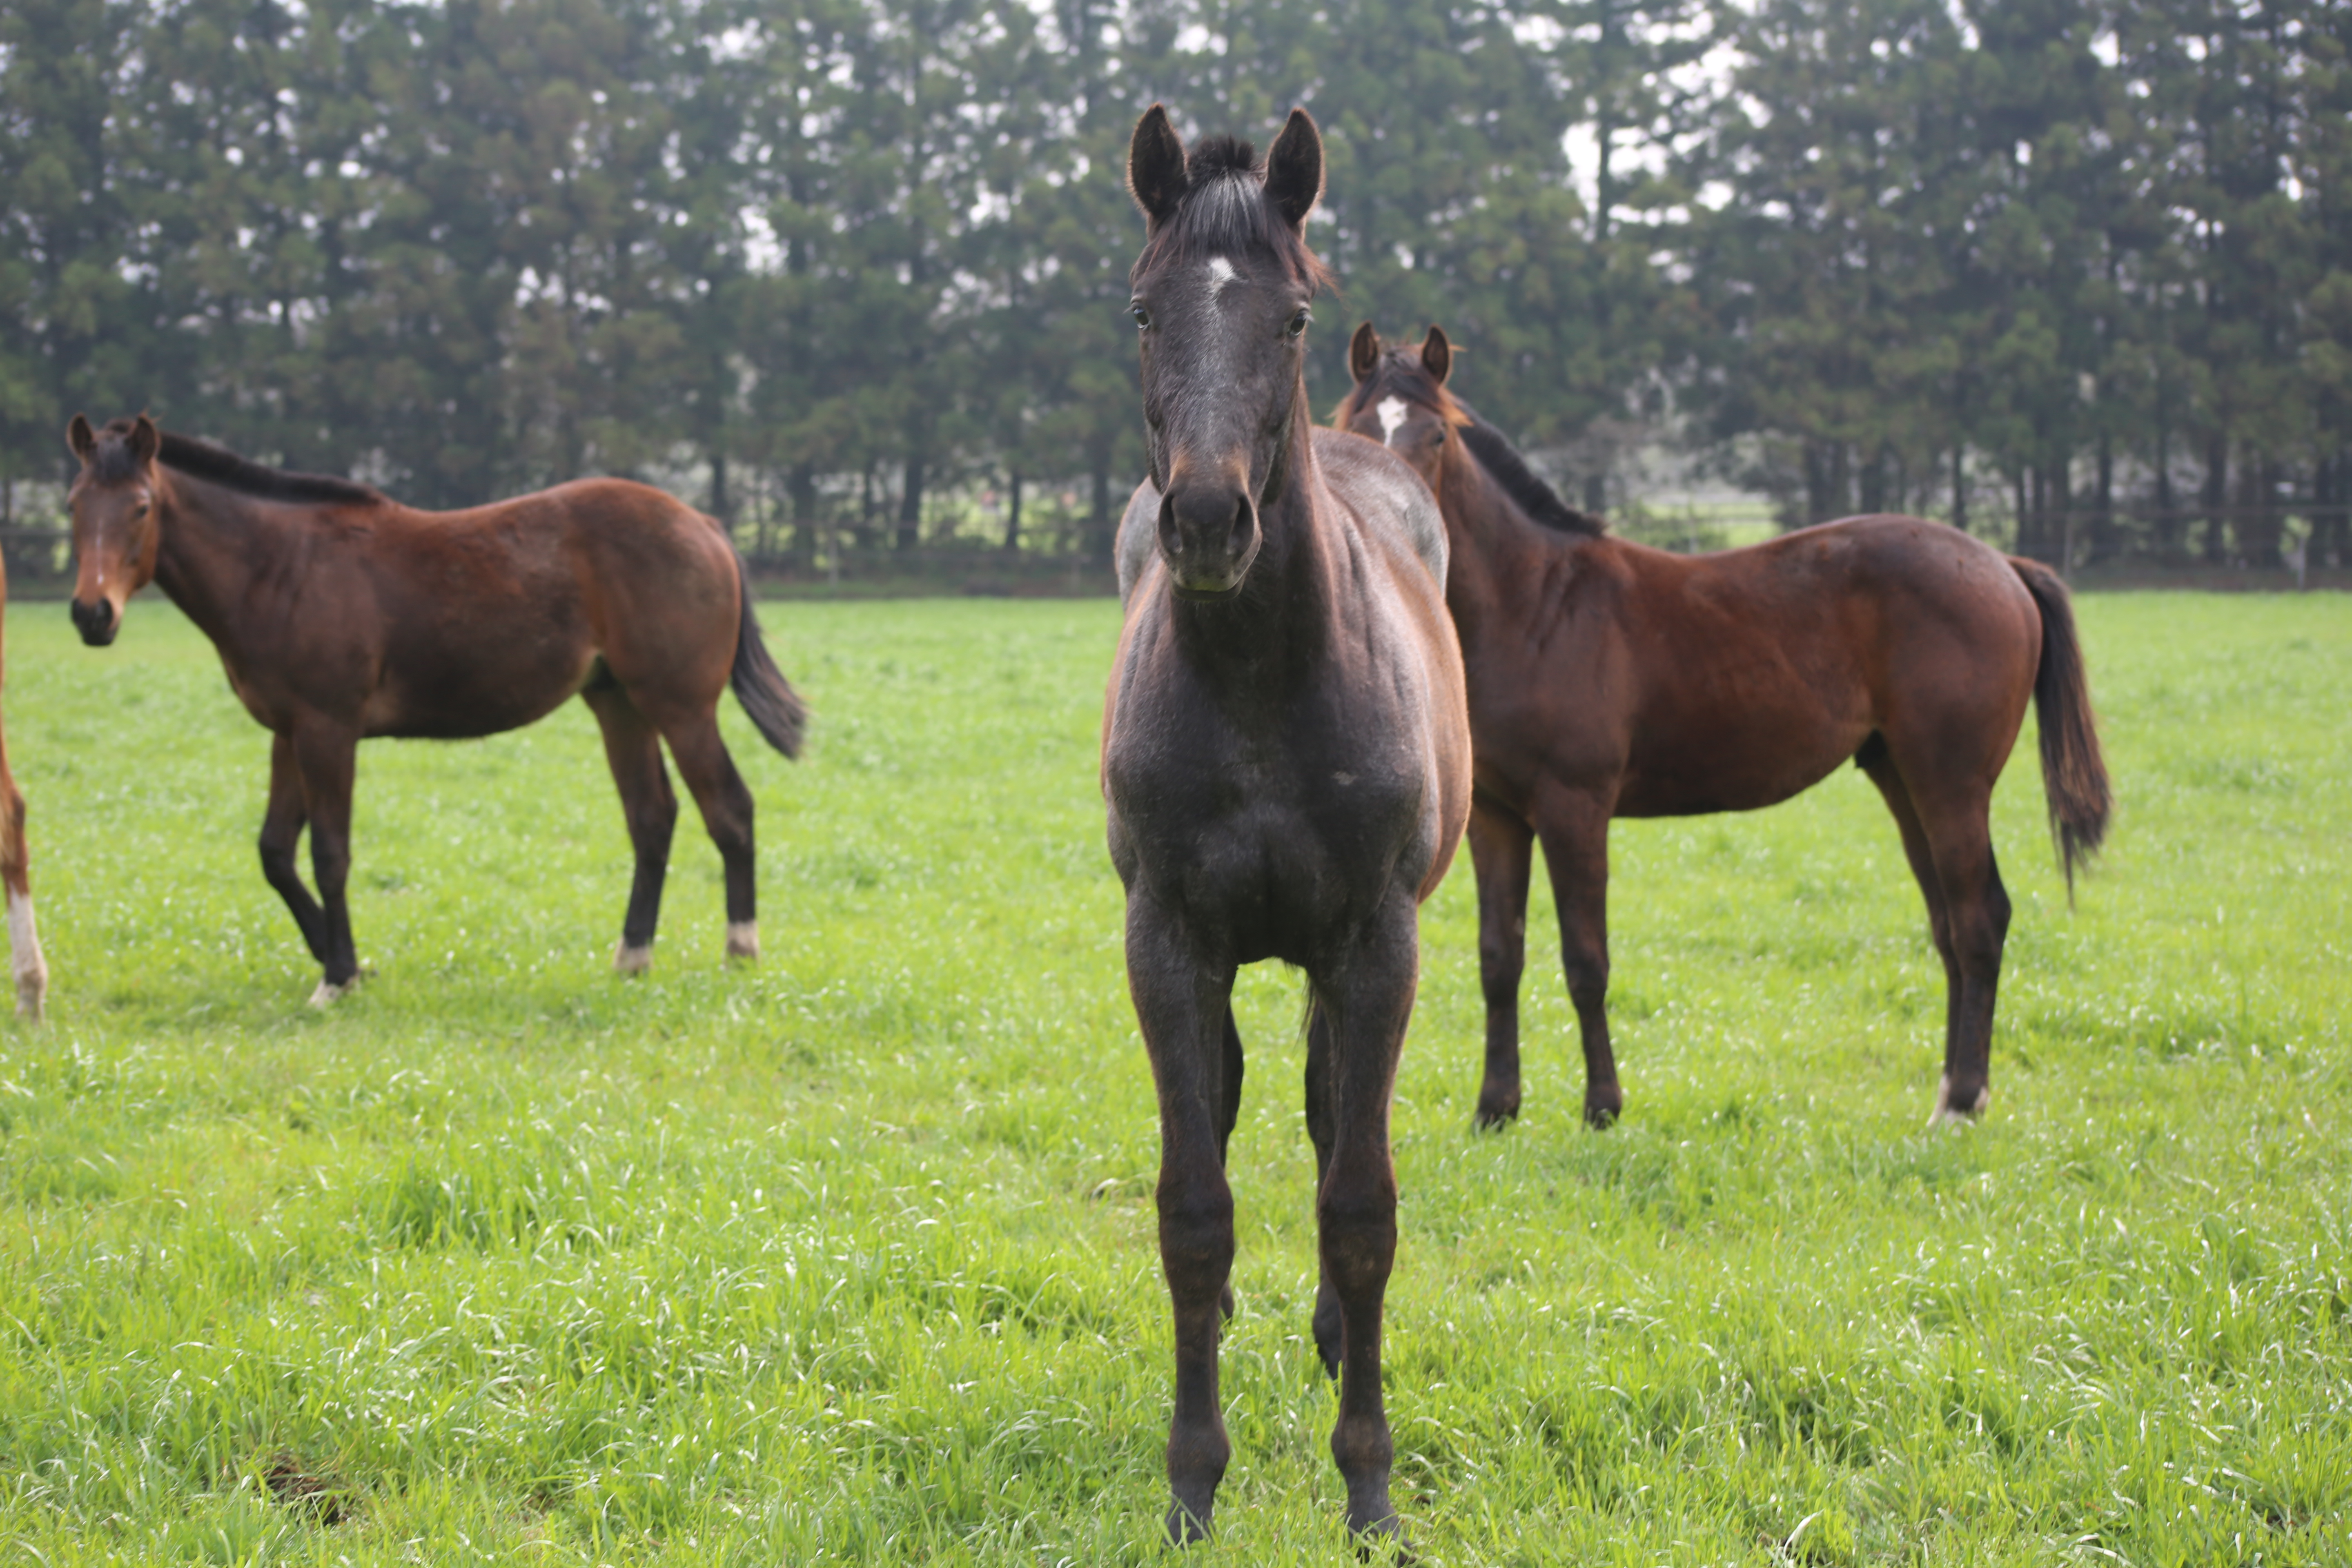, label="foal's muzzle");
[69,597,118,647]
[1157,482,1260,597]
